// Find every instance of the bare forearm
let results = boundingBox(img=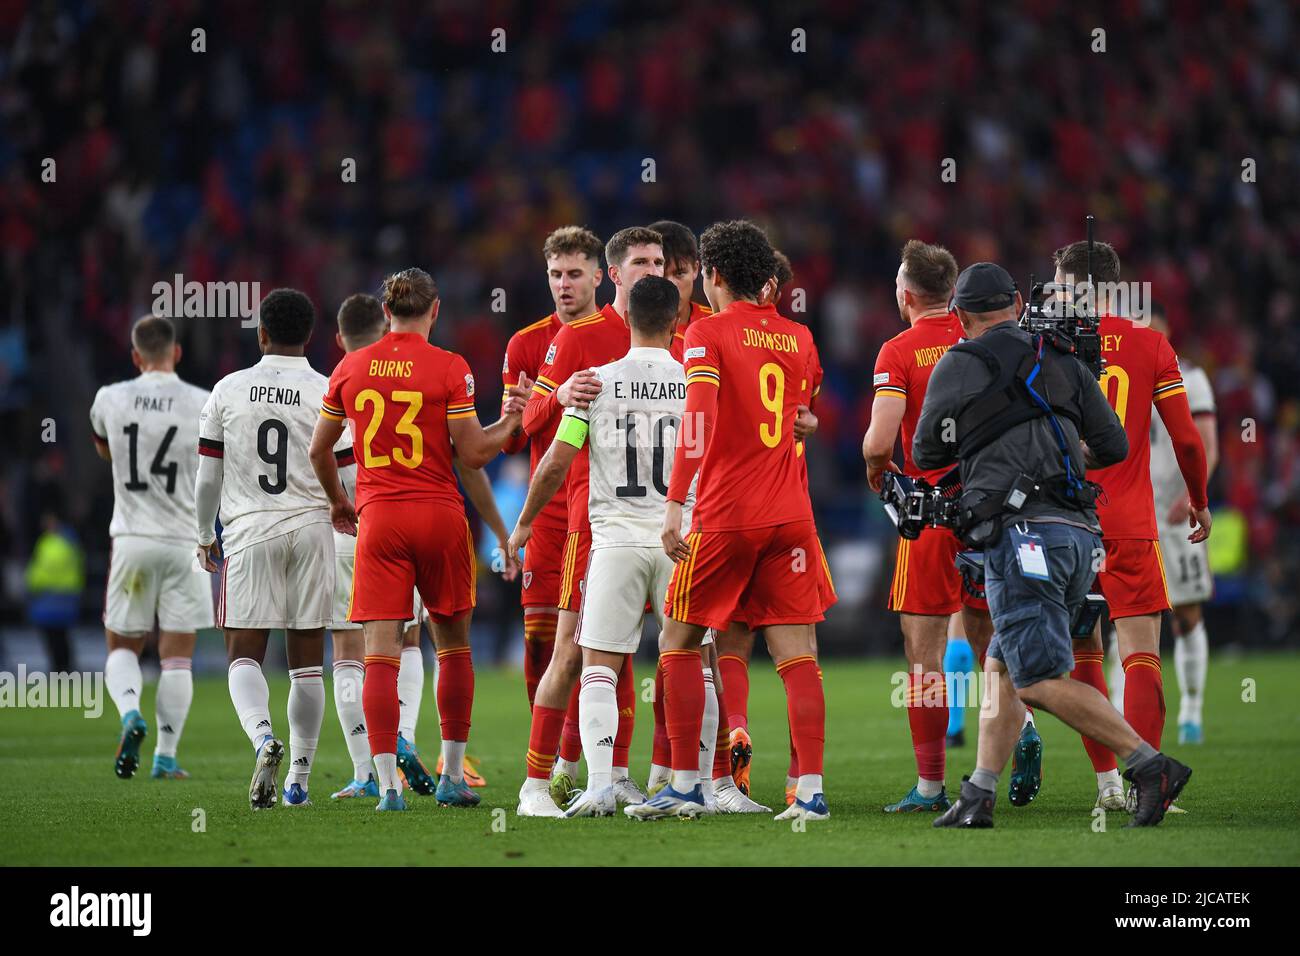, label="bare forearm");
[457,462,510,541]
[518,457,568,529]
